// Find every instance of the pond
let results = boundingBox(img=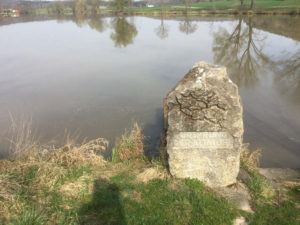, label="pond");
[0,15,299,168]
